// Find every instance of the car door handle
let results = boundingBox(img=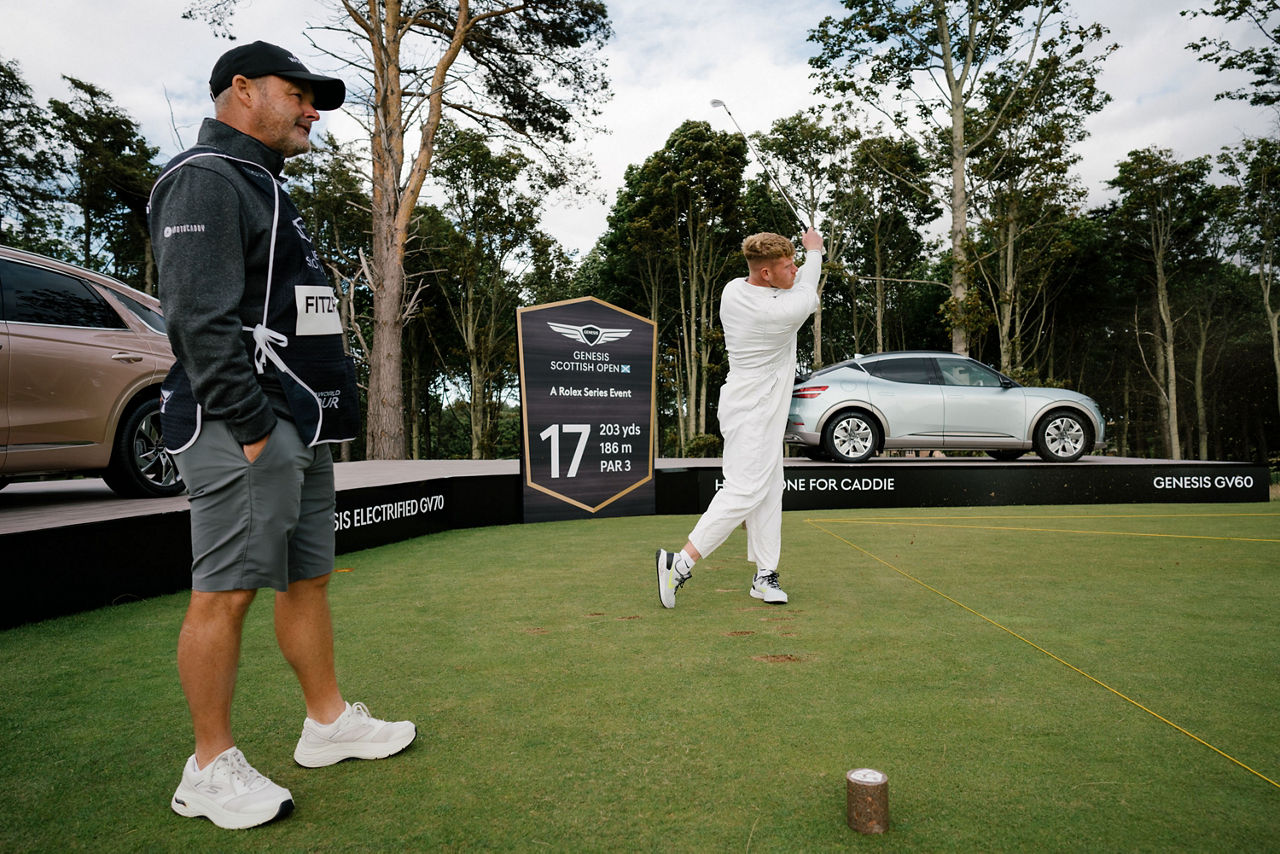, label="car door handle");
[111,352,144,363]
